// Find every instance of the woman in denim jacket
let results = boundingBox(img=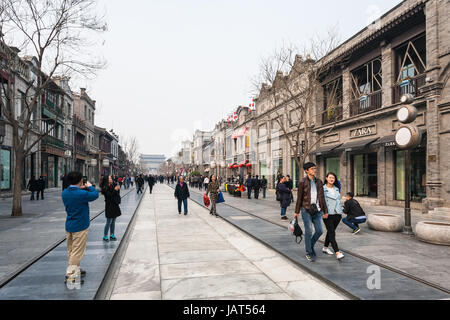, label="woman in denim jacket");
[322,172,344,260]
